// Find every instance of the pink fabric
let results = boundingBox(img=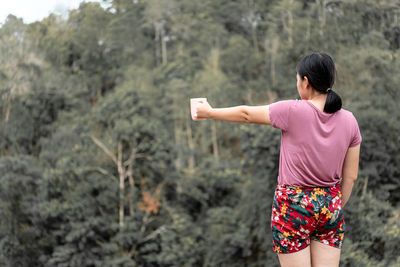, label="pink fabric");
[268,99,362,187]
